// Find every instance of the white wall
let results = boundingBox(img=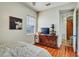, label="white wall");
[0,2,37,45]
[38,3,76,47]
